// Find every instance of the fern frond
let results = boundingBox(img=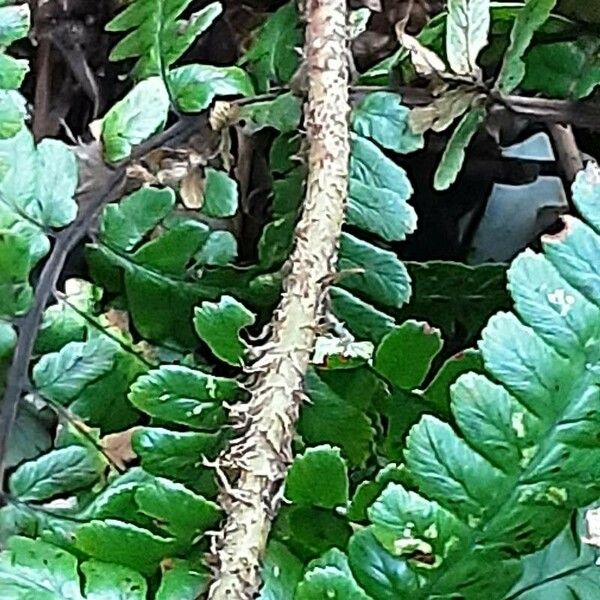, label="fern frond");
[336,161,600,598]
[107,0,222,79]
